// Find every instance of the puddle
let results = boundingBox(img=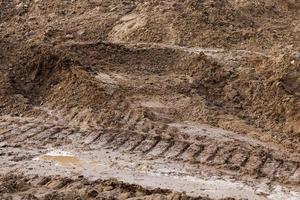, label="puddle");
[37,150,83,167]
